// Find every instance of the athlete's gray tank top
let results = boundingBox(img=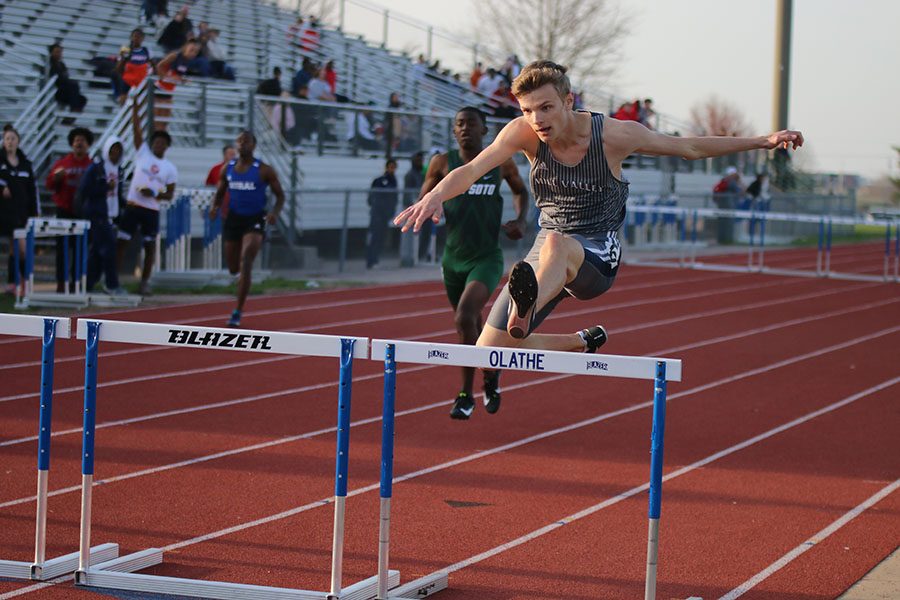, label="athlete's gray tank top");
[529,112,630,235]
